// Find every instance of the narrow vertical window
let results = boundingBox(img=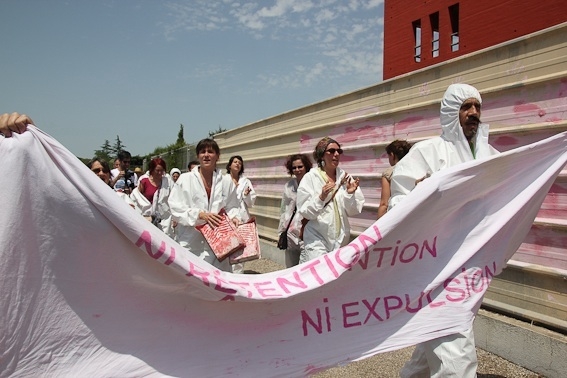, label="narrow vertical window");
[430,12,439,58]
[449,3,459,52]
[413,19,422,62]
